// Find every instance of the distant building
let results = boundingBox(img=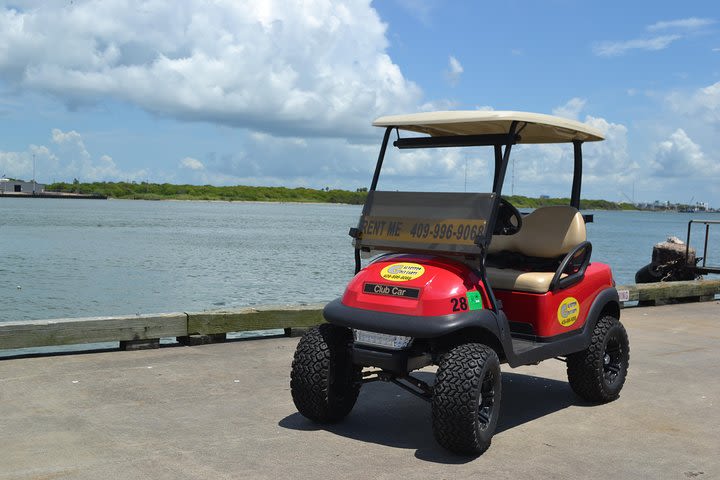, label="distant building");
[0,179,46,194]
